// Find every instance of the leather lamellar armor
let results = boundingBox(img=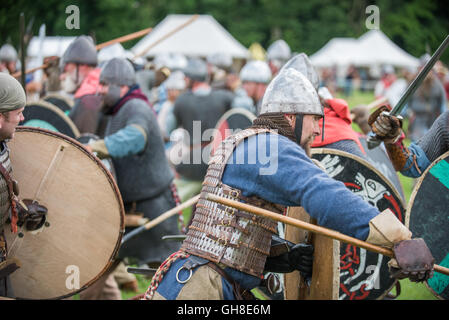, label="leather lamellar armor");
[181,128,285,278]
[0,142,12,230]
